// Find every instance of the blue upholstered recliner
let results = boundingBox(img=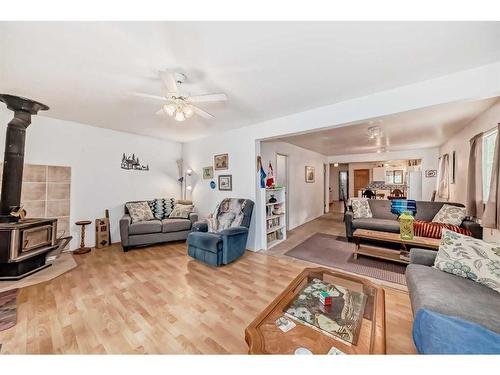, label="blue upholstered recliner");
[187,199,254,266]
